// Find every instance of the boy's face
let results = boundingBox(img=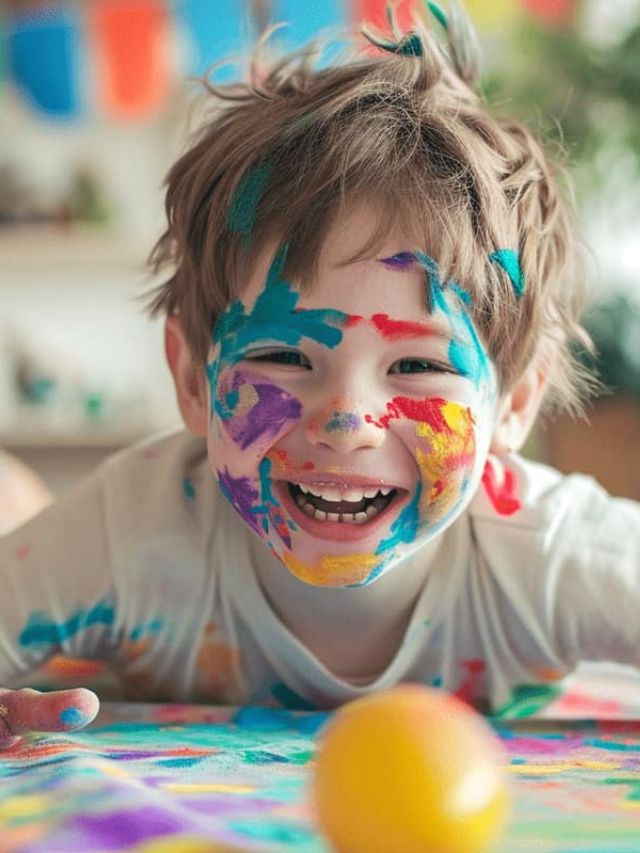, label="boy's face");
[205,207,499,587]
